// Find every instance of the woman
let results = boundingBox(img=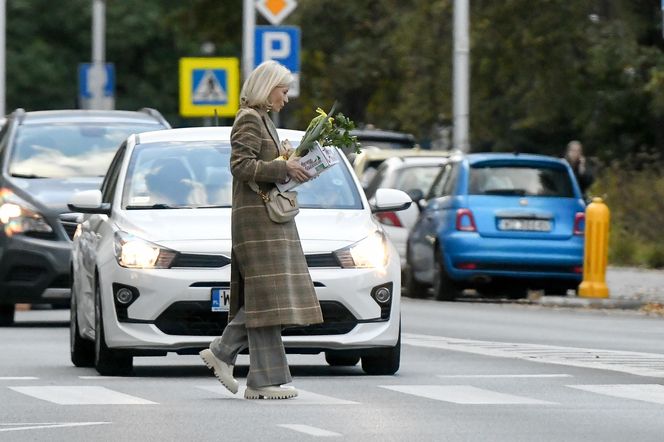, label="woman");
[200,60,323,400]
